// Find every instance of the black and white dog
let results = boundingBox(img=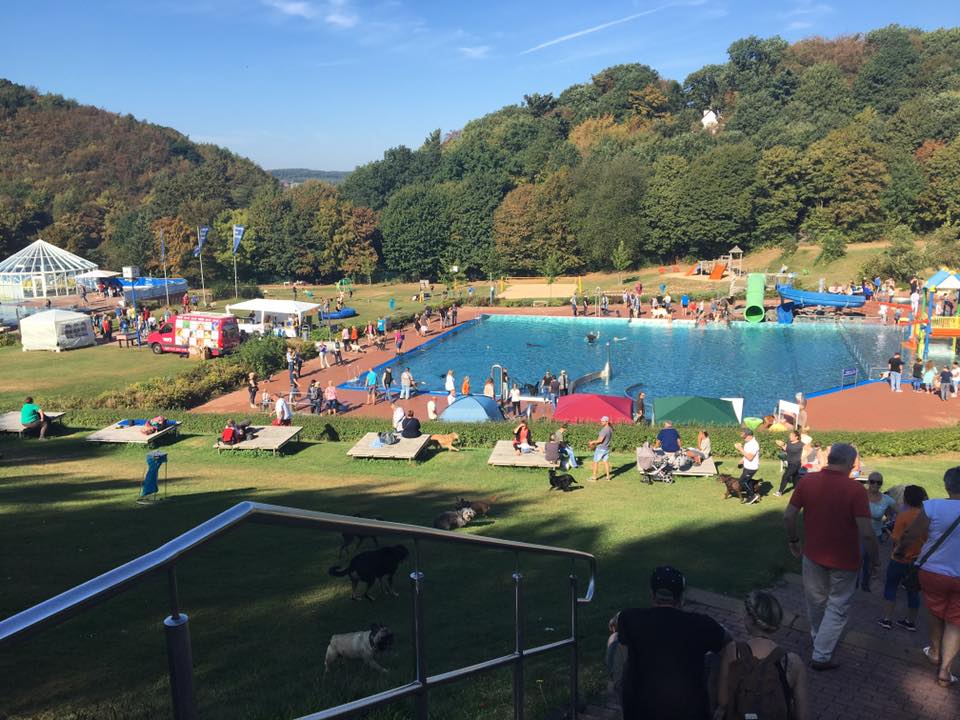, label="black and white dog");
[324,623,394,673]
[328,545,409,601]
[433,507,476,530]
